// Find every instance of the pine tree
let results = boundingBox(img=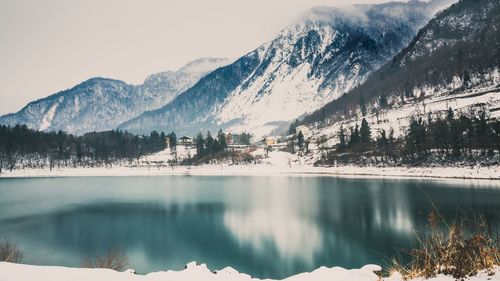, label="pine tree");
[492,120,500,154]
[195,133,205,158]
[475,110,490,154]
[446,107,454,123]
[205,131,214,156]
[76,141,83,162]
[240,133,251,145]
[338,125,347,152]
[288,119,299,135]
[359,94,367,116]
[379,95,388,108]
[405,117,427,161]
[160,131,166,142]
[217,129,227,152]
[388,128,397,162]
[359,118,372,145]
[449,118,462,157]
[297,131,305,150]
[463,69,471,89]
[169,132,177,150]
[349,124,360,148]
[377,129,389,160]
